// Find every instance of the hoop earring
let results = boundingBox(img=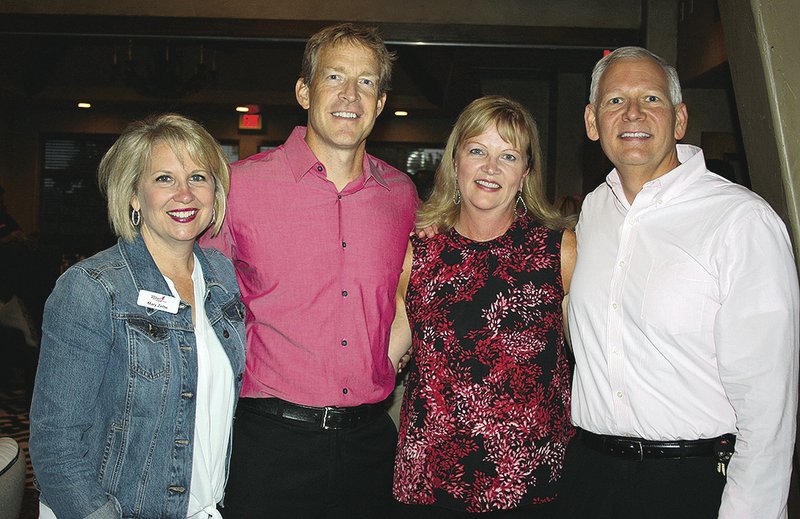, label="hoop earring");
[453,188,461,206]
[131,208,141,227]
[515,191,528,218]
